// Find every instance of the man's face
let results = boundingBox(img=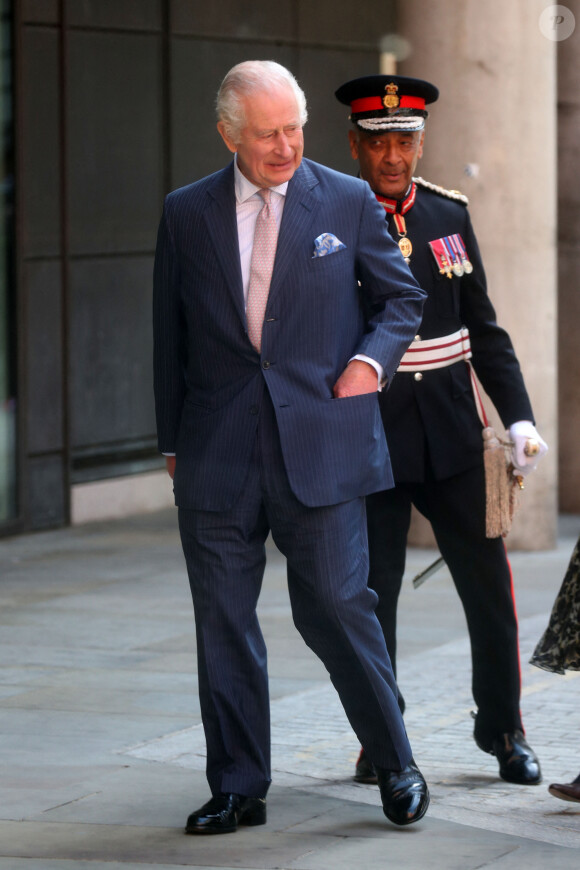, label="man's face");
[218,85,304,188]
[349,129,424,199]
